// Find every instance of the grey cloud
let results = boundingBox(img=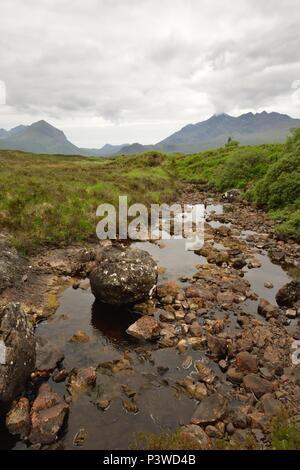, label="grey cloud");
[0,0,299,145]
